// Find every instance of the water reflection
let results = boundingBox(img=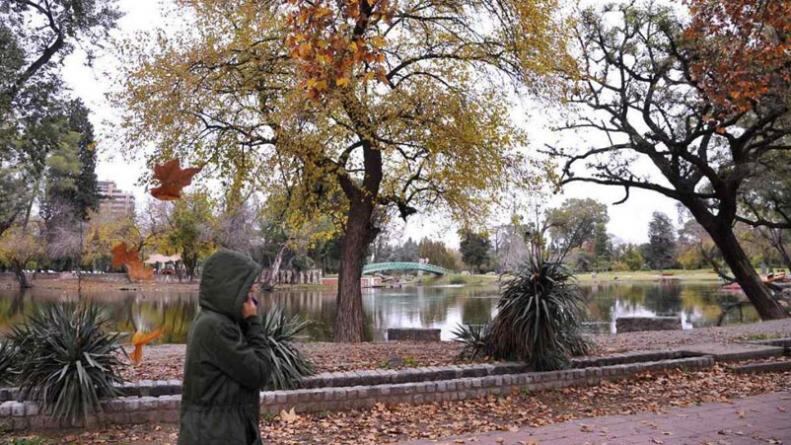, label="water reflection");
[0,282,760,342]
